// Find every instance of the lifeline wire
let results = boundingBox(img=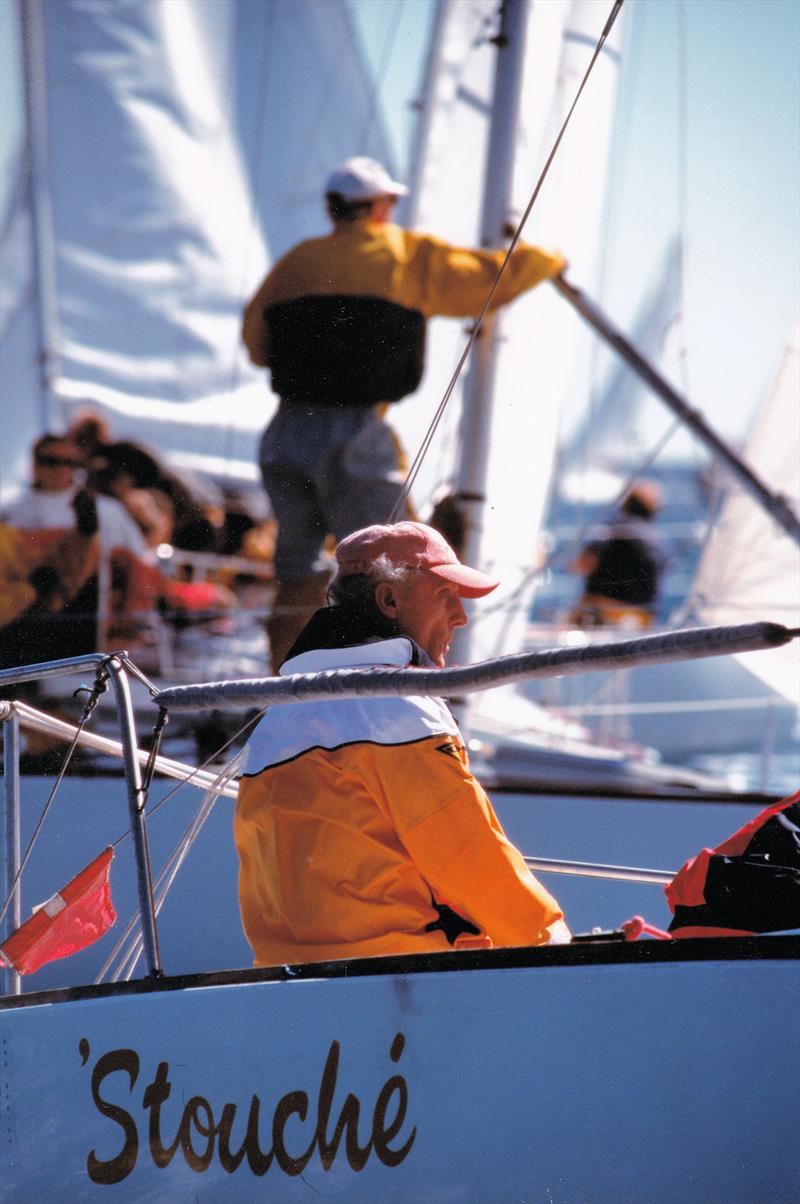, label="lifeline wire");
[97,751,245,985]
[390,0,626,520]
[109,705,265,852]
